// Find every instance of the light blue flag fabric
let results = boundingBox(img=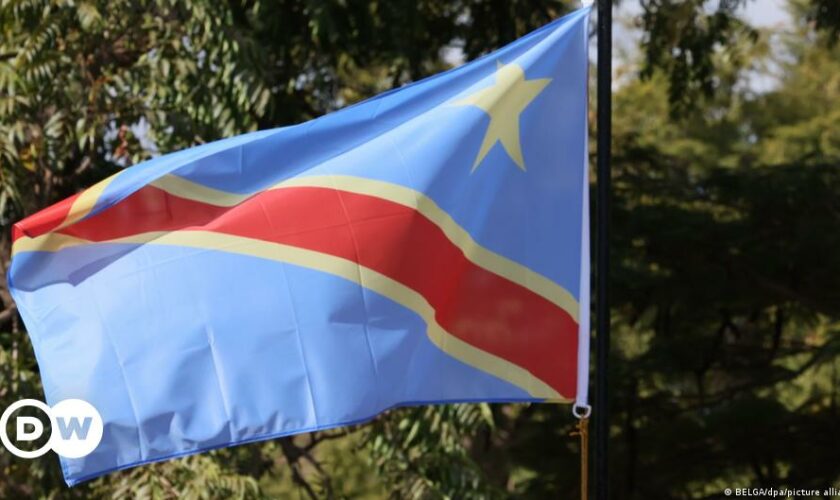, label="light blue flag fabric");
[9,6,591,485]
